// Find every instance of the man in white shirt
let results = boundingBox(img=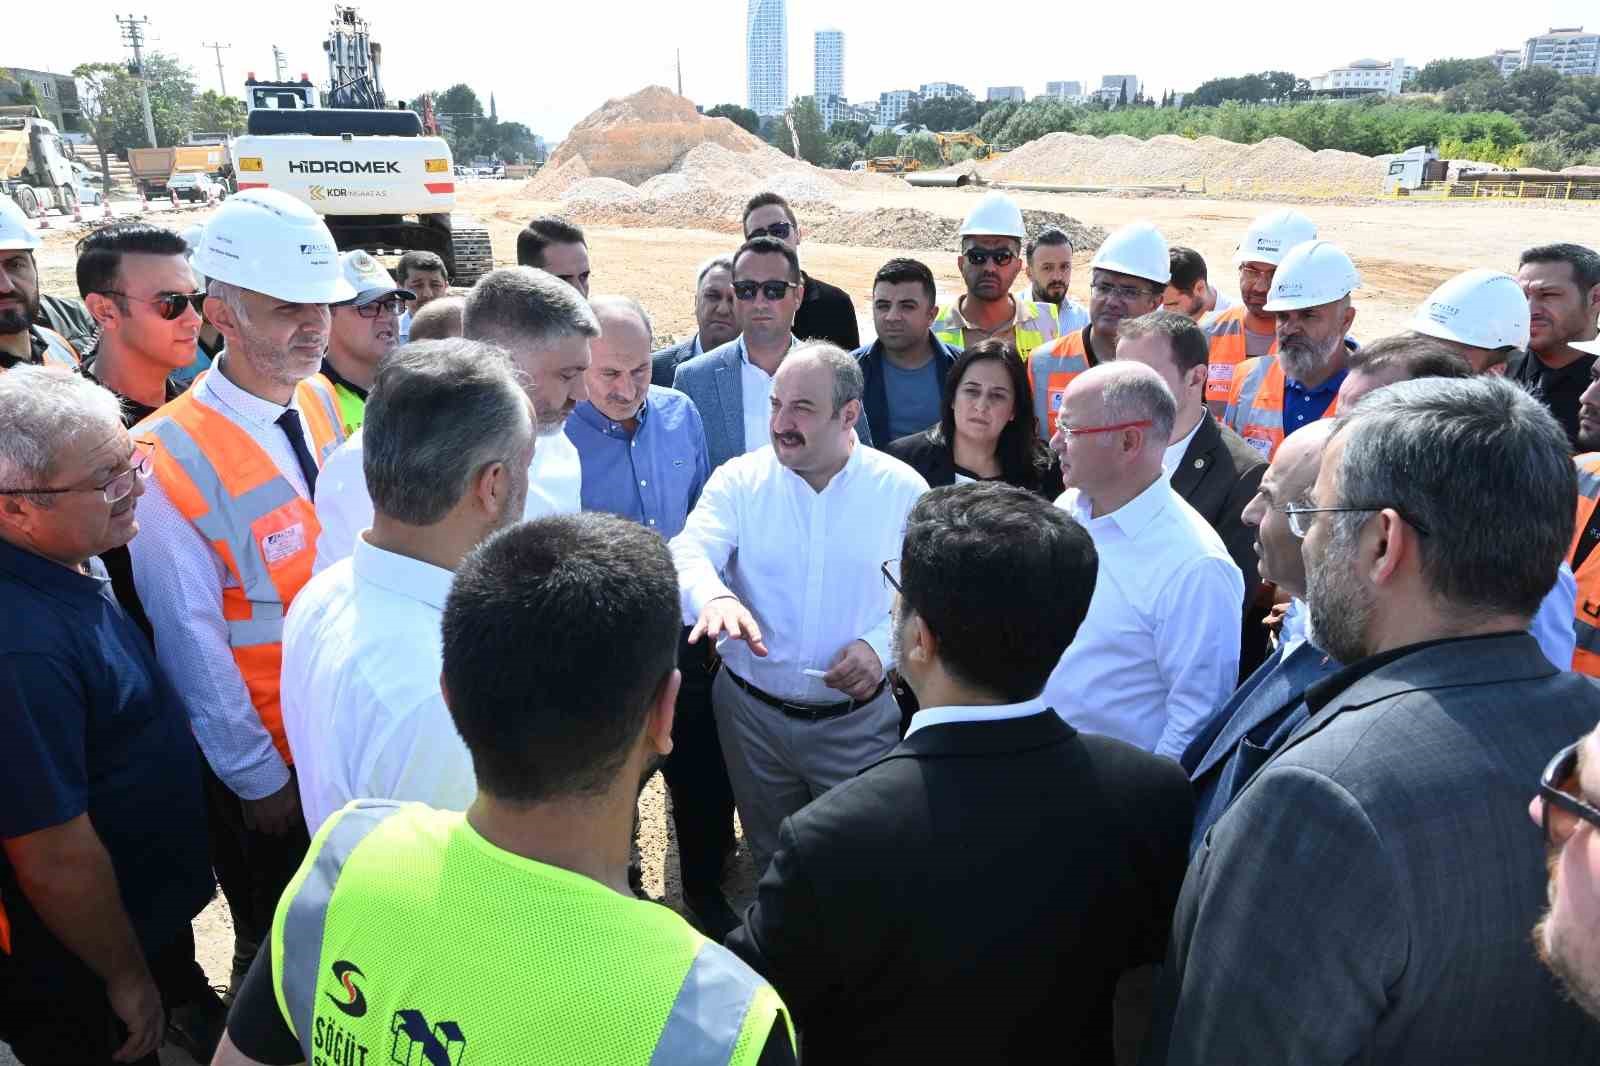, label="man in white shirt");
[670,343,929,872]
[1043,361,1245,760]
[282,339,534,833]
[313,266,597,571]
